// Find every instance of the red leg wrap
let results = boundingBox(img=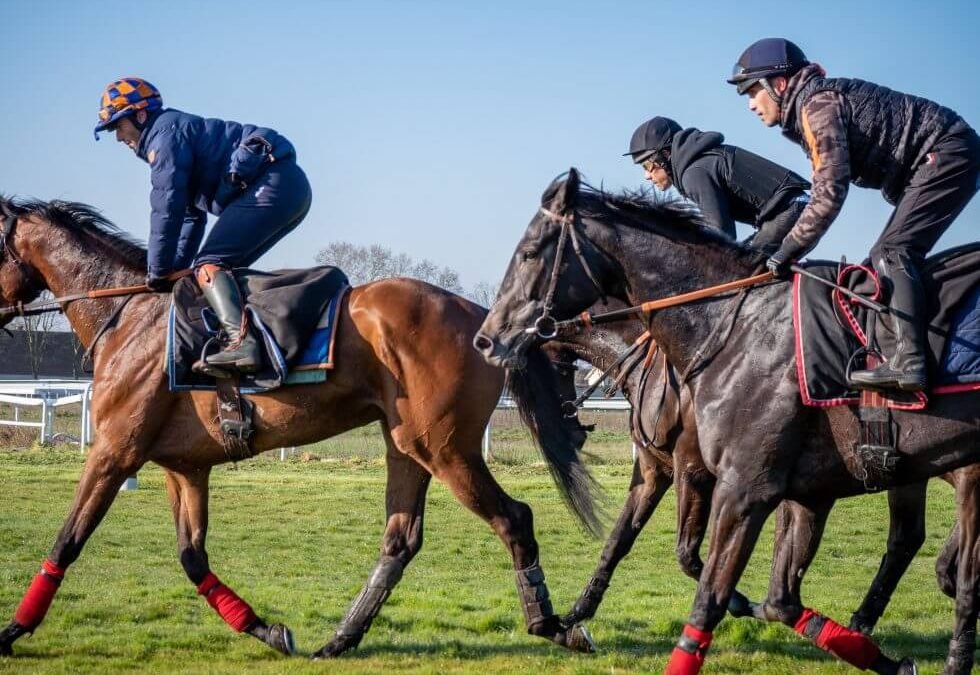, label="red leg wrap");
[196,572,257,633]
[14,560,66,631]
[794,608,880,670]
[664,624,712,675]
